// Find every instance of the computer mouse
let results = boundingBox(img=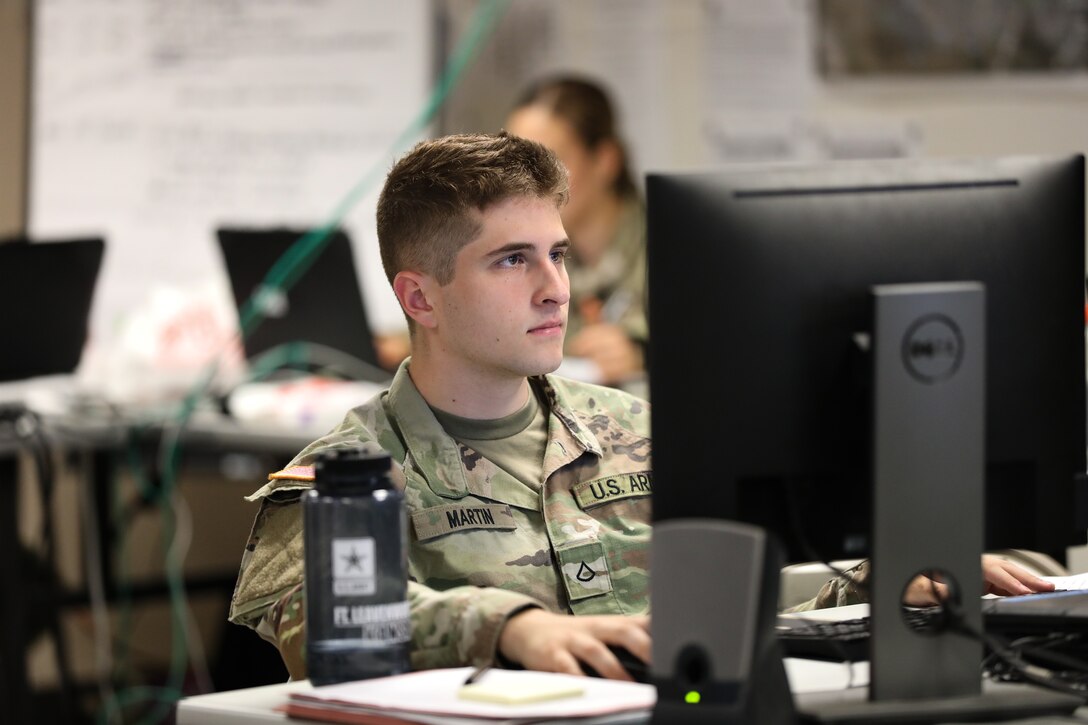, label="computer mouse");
[582,645,651,684]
